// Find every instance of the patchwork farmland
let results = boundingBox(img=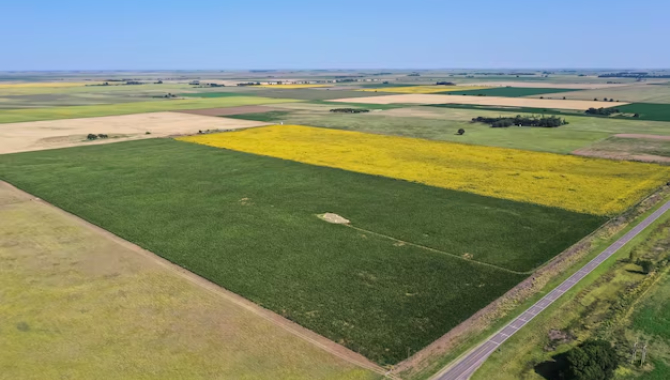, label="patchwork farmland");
[2,70,670,380]
[0,182,380,380]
